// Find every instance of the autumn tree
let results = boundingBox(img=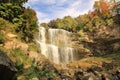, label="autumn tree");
[94,1,101,14]
[93,0,110,14]
[100,0,110,14]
